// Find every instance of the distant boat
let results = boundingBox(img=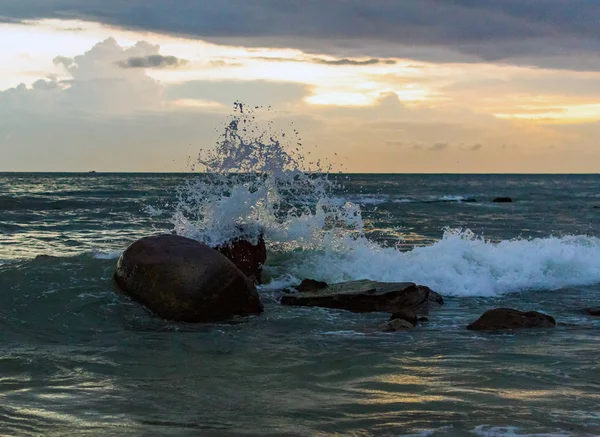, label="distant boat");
[88,171,96,174]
